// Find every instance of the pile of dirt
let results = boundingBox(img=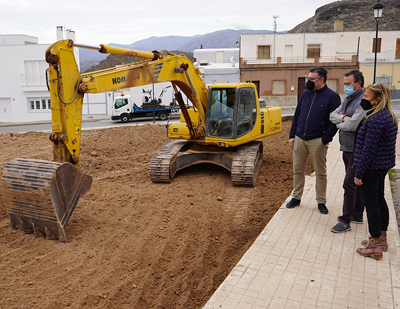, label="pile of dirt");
[0,121,294,309]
